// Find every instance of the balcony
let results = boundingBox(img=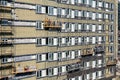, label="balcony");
[106,59,117,66]
[67,63,81,73]
[94,46,105,54]
[81,49,93,57]
[0,64,13,70]
[0,76,9,80]
[12,66,36,74]
[105,73,114,78]
[106,53,114,57]
[43,18,62,30]
[67,66,105,78]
